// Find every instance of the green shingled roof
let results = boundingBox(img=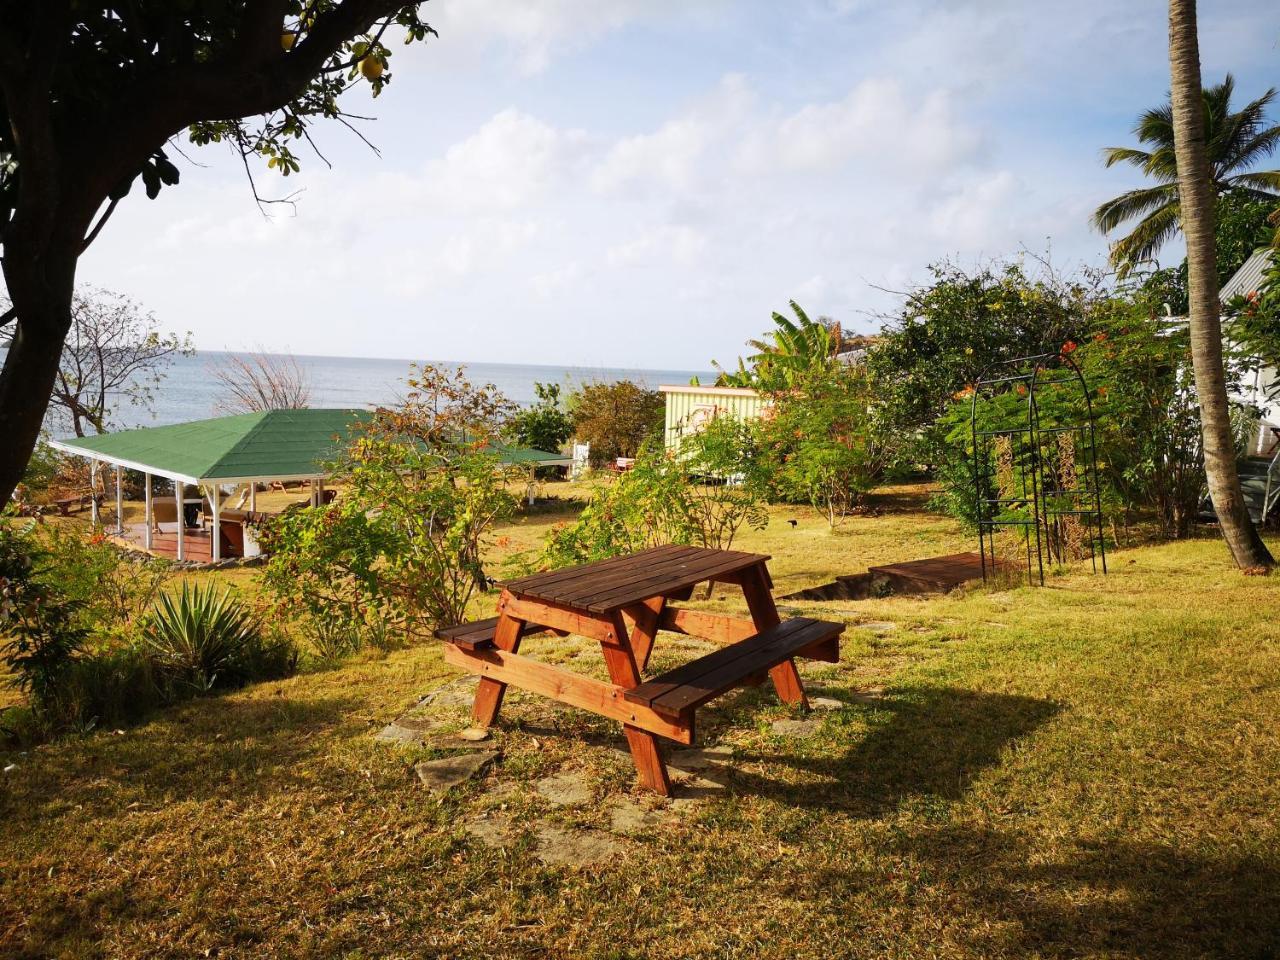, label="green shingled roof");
[50,409,371,483]
[49,408,571,483]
